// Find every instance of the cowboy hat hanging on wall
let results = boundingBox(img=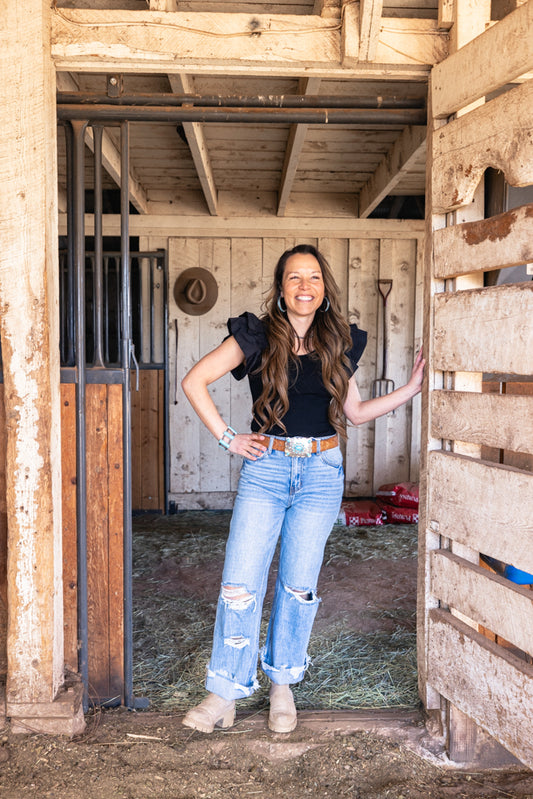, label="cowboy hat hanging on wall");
[173,267,218,316]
